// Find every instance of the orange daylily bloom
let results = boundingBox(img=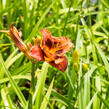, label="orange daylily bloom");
[0,23,74,72]
[32,29,74,72]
